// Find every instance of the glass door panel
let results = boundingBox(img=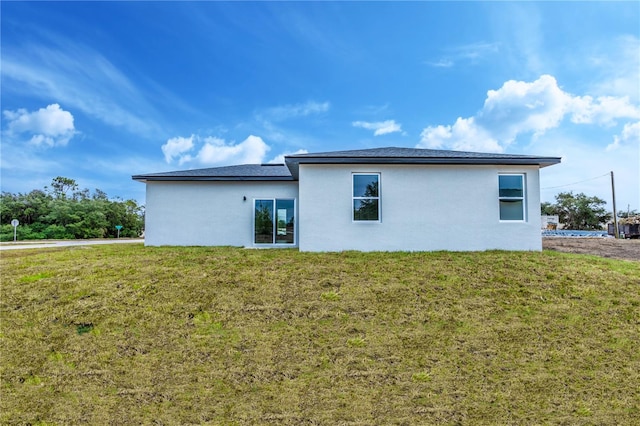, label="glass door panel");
[275,199,295,244]
[254,199,295,245]
[254,200,274,244]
